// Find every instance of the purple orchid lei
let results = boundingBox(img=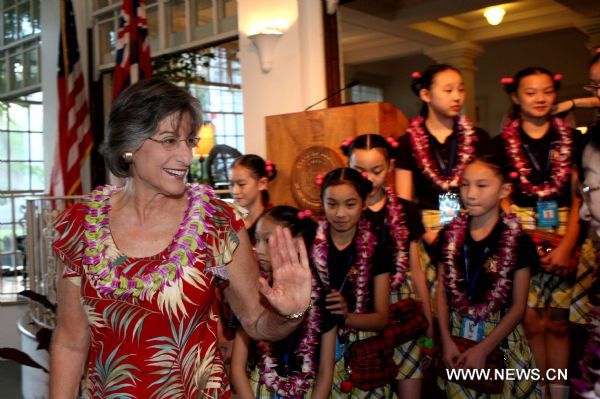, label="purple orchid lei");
[384,188,411,289]
[501,116,573,200]
[441,212,521,323]
[311,218,375,336]
[407,115,478,192]
[256,272,322,398]
[82,183,216,300]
